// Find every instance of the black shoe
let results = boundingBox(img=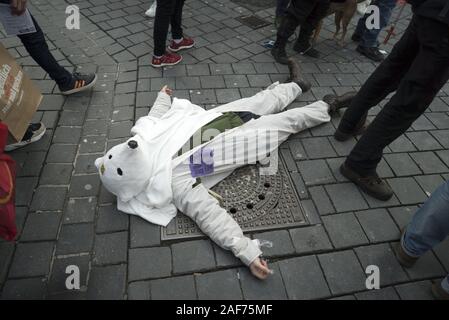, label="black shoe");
[340,163,393,201]
[323,91,358,115]
[293,42,320,58]
[334,113,369,141]
[351,33,362,42]
[285,58,311,93]
[271,45,289,65]
[432,281,449,300]
[60,72,98,95]
[356,45,385,62]
[5,122,46,152]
